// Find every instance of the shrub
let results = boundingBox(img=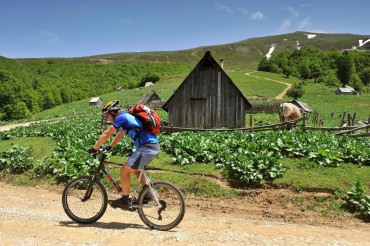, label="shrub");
[0,144,34,174]
[346,181,370,218]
